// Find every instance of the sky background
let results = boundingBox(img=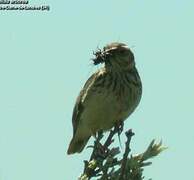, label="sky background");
[0,0,194,179]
